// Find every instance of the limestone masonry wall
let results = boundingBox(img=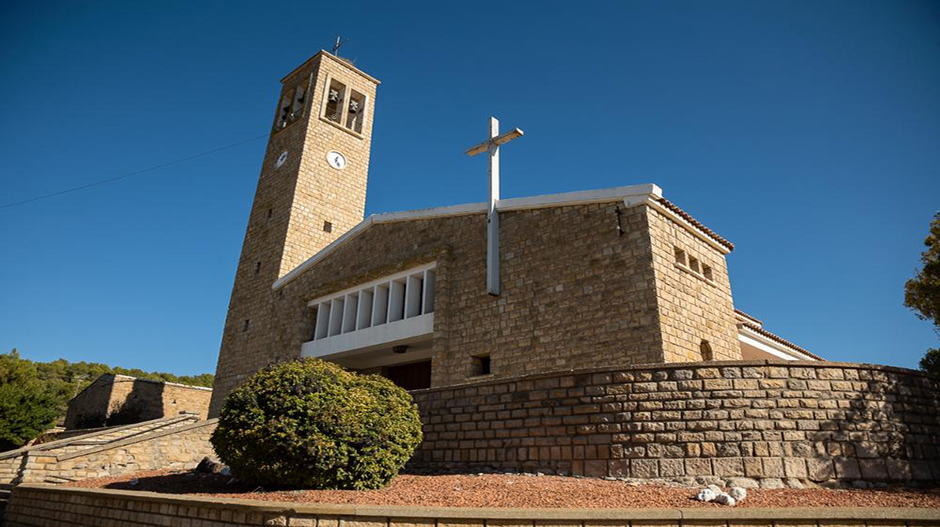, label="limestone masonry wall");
[645,206,739,363]
[0,416,215,488]
[6,484,939,527]
[275,202,665,389]
[410,360,940,486]
[65,375,212,429]
[211,52,379,417]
